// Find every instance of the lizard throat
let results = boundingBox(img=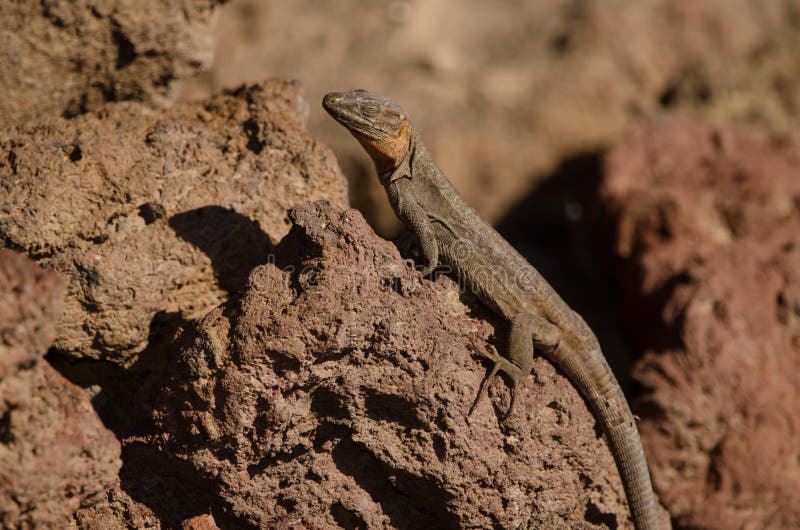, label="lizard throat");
[353,124,412,175]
